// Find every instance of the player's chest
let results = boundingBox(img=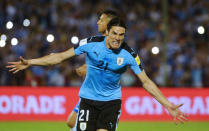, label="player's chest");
[87,50,127,71]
